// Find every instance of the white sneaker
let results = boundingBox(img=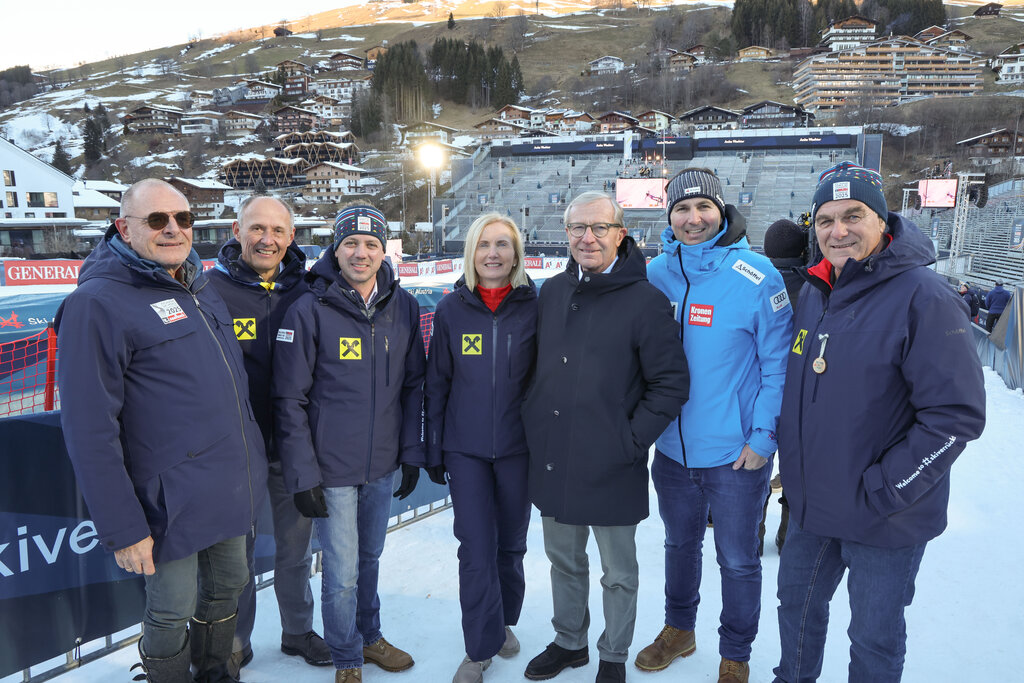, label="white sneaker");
[498,626,520,658]
[453,655,491,683]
